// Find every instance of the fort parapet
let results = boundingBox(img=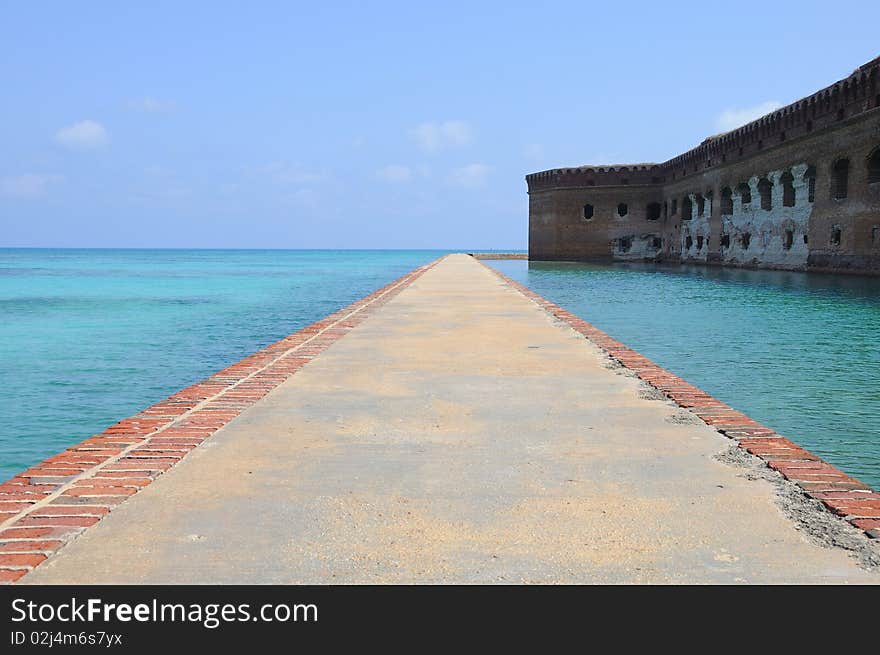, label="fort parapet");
[527,55,880,273]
